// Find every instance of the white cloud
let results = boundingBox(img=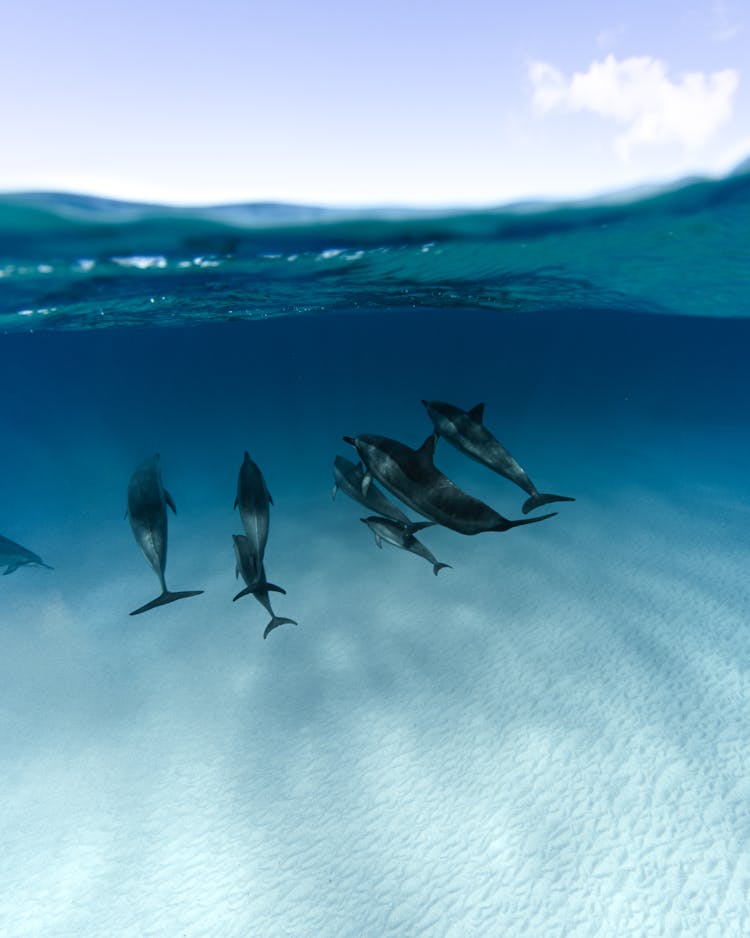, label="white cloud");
[529,55,739,159]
